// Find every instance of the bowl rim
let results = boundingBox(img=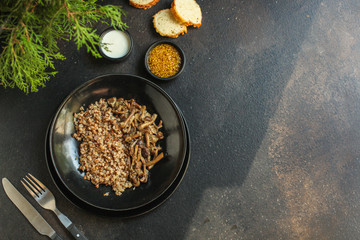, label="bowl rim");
[144,40,186,81]
[98,27,133,62]
[48,74,187,211]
